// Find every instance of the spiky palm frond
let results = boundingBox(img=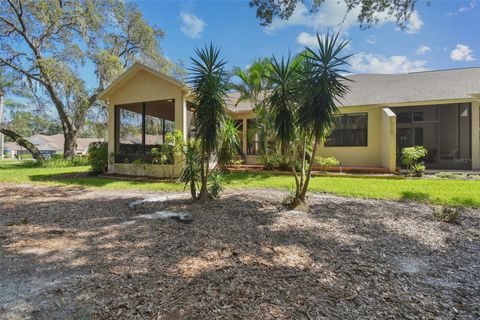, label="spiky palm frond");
[217,118,241,167]
[188,44,229,154]
[298,32,352,140]
[266,54,299,152]
[231,58,272,108]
